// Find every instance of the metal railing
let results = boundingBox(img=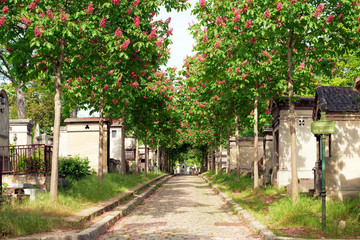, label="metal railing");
[0,144,52,175]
